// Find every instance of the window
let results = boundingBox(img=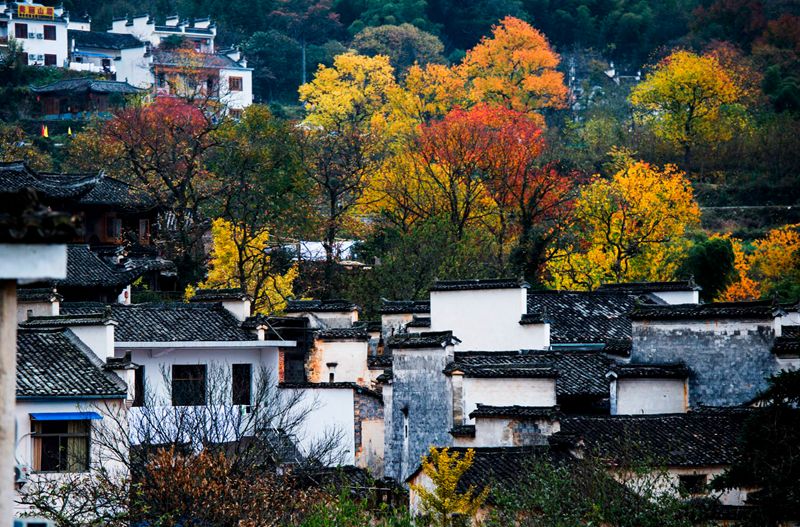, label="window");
[101,58,111,70]
[44,54,56,66]
[32,420,90,472]
[133,366,145,407]
[105,216,121,239]
[15,23,28,39]
[43,24,56,40]
[232,364,252,405]
[172,365,206,406]
[228,76,243,92]
[228,109,242,119]
[679,474,706,495]
[138,219,150,242]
